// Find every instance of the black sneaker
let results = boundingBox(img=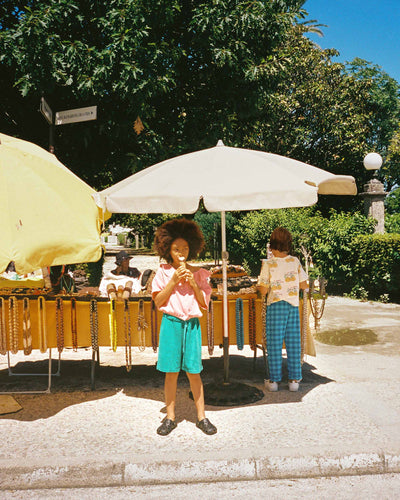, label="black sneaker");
[157,418,177,436]
[196,418,217,435]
